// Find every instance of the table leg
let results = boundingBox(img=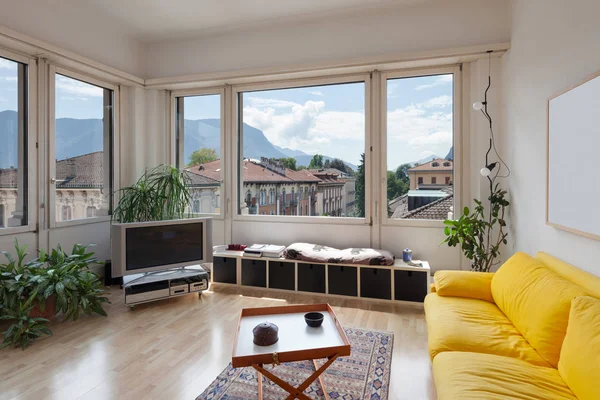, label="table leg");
[252,355,339,400]
[312,360,331,400]
[257,369,263,400]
